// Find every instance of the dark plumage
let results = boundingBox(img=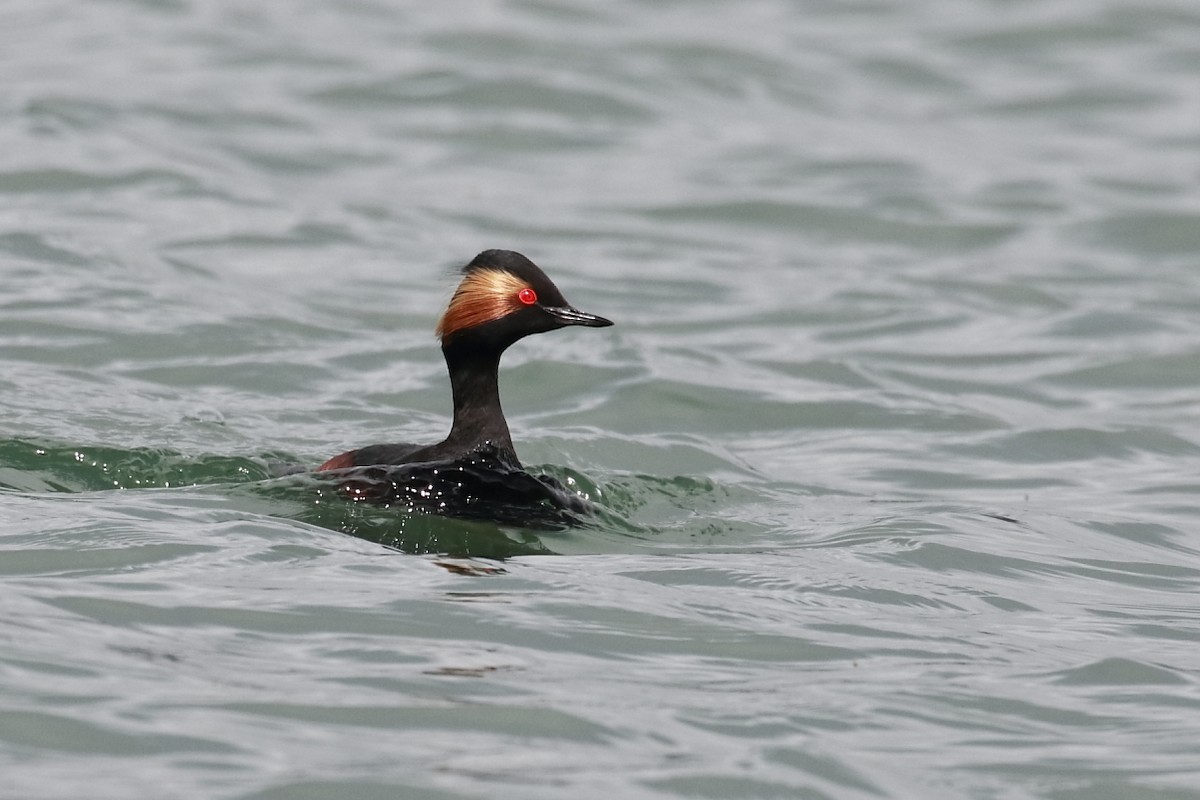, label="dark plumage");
[318,250,612,474]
